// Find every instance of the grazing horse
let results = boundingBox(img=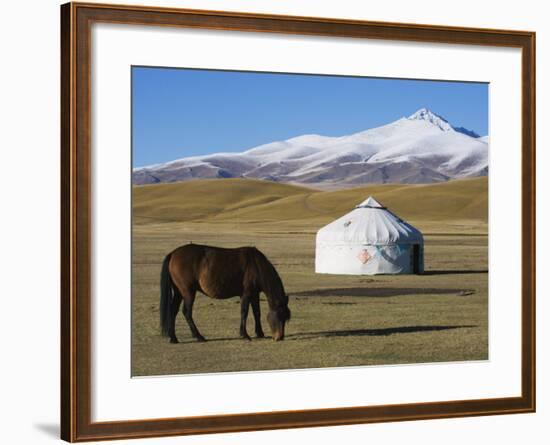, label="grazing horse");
[159,243,291,343]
